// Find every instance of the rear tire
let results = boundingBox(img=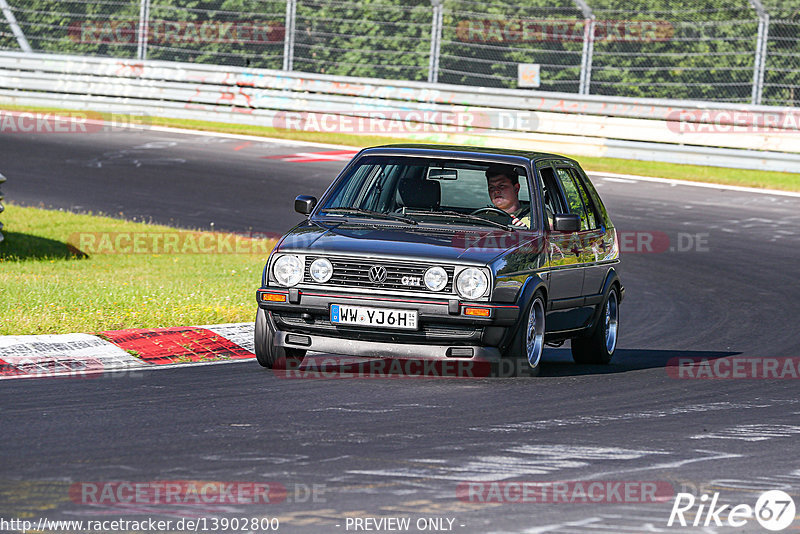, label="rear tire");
[254,308,306,368]
[571,287,619,364]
